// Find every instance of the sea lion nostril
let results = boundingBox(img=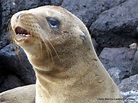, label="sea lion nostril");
[16,13,22,22]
